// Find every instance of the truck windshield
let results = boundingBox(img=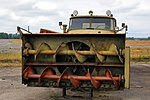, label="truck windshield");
[69,17,115,30]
